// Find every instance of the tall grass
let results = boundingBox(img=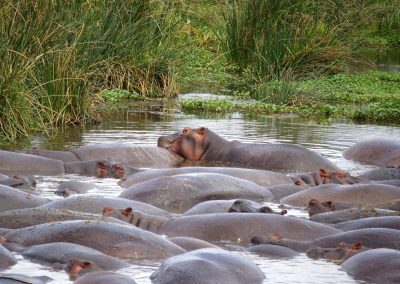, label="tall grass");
[222,0,366,82]
[0,0,180,141]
